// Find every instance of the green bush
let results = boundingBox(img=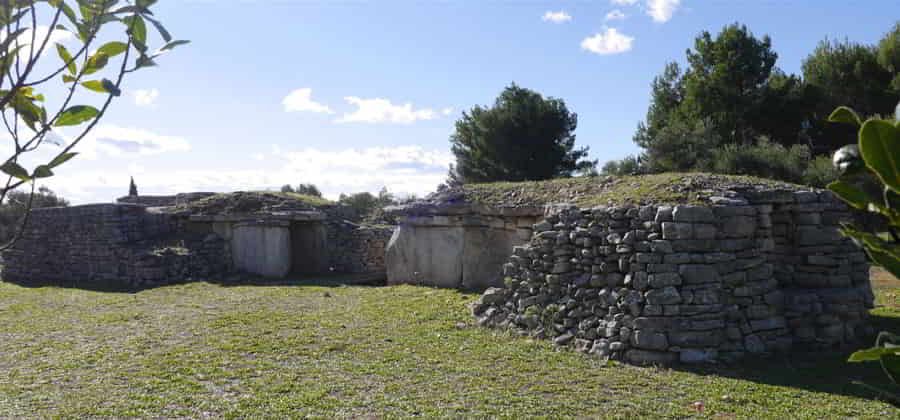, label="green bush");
[802,155,841,188]
[706,138,810,183]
